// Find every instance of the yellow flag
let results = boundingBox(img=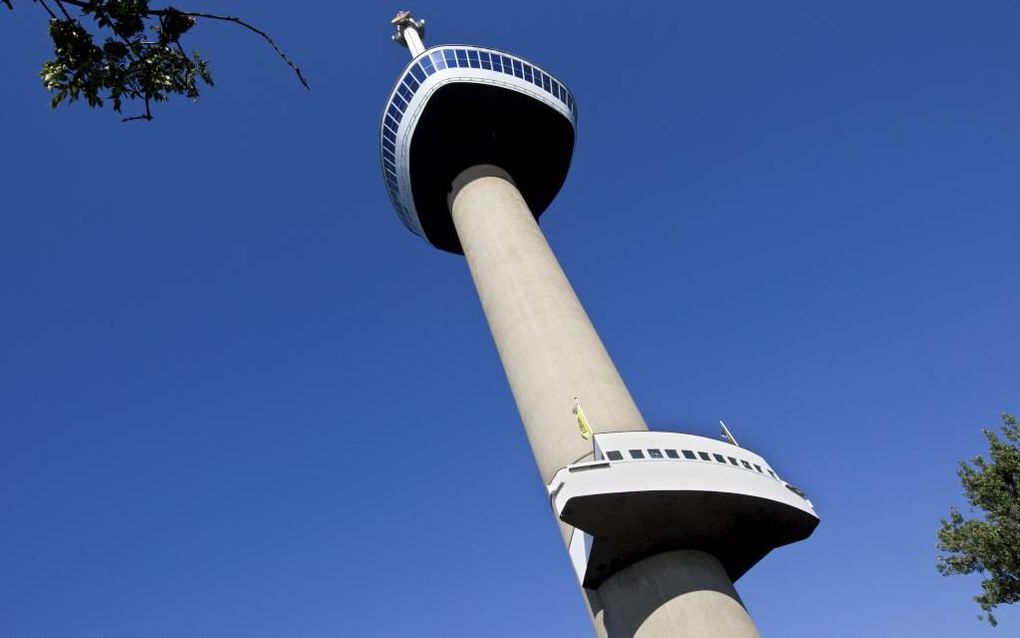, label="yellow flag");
[572,398,593,440]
